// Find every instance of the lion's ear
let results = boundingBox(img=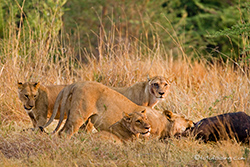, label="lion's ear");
[163,110,174,120]
[147,75,150,82]
[187,120,194,128]
[33,82,41,90]
[123,112,131,122]
[166,75,174,84]
[122,112,129,117]
[167,79,172,85]
[17,82,23,89]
